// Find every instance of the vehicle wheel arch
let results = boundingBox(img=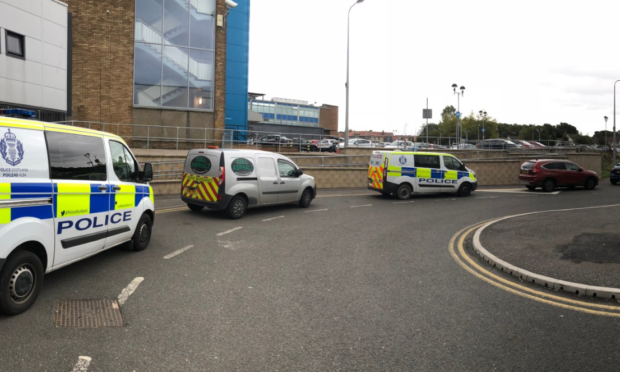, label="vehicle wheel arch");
[8,241,48,273]
[143,209,155,225]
